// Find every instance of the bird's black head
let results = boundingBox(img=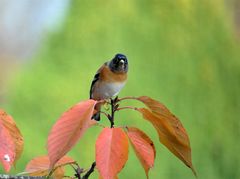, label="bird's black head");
[109,54,128,73]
